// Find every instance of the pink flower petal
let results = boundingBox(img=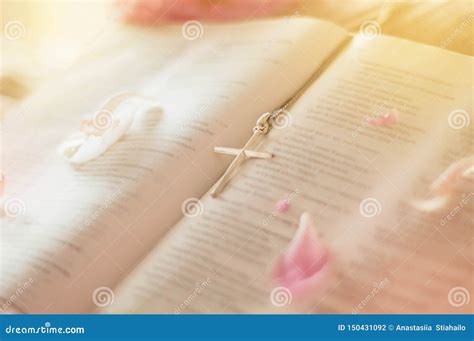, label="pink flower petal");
[368,109,399,127]
[118,0,295,23]
[275,199,290,213]
[272,212,333,299]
